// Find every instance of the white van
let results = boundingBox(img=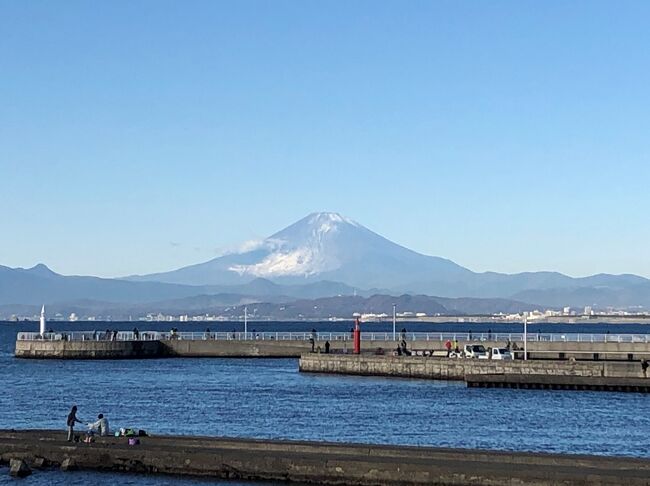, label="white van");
[463,344,488,359]
[490,347,513,360]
